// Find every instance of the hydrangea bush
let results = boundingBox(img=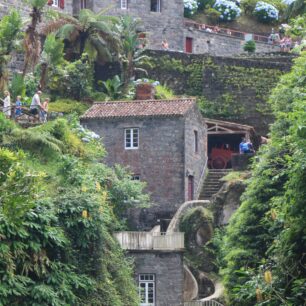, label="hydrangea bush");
[213,0,242,21]
[253,1,279,23]
[184,0,199,17]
